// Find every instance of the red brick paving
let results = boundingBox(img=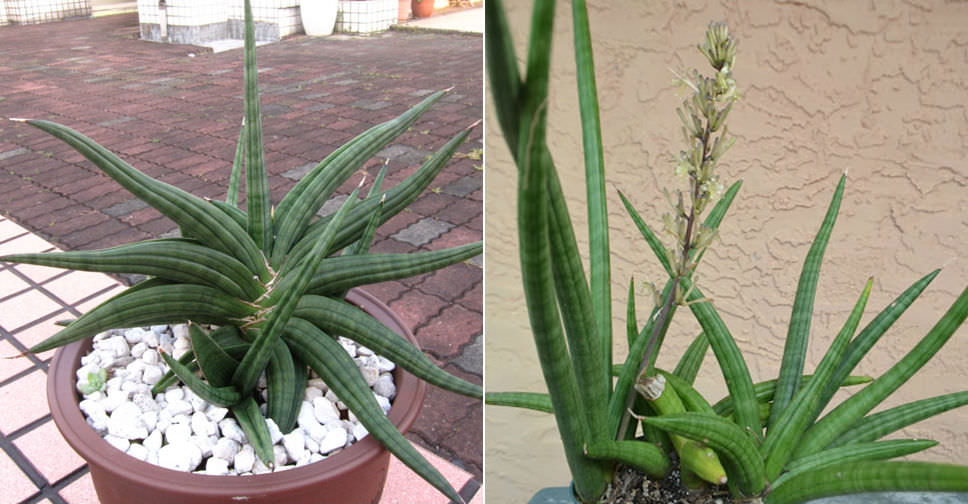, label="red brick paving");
[0,13,481,480]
